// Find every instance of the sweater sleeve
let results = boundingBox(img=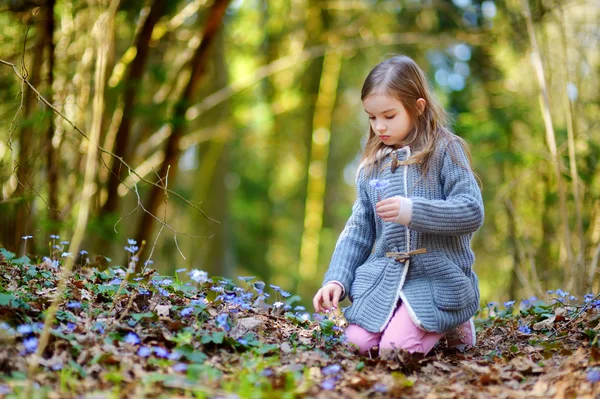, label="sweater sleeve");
[408,140,484,236]
[322,166,375,301]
